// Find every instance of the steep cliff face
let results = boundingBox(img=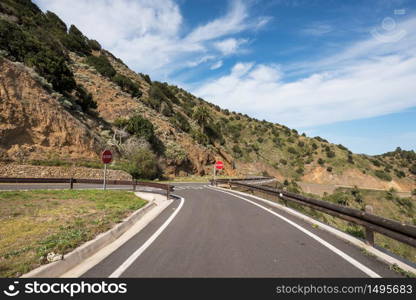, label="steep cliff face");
[0,58,103,161]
